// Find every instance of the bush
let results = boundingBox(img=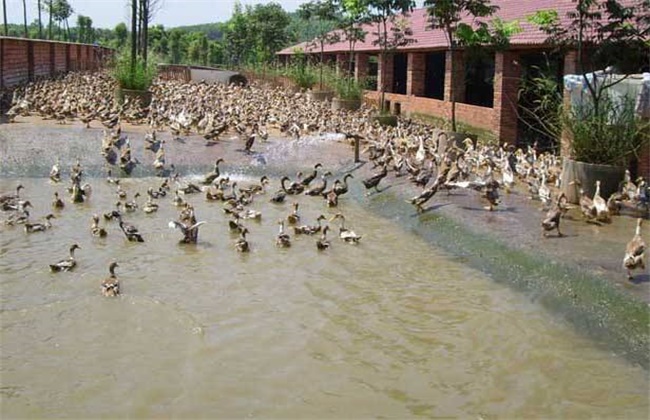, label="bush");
[112,53,157,91]
[322,66,364,100]
[564,95,649,165]
[289,64,317,90]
